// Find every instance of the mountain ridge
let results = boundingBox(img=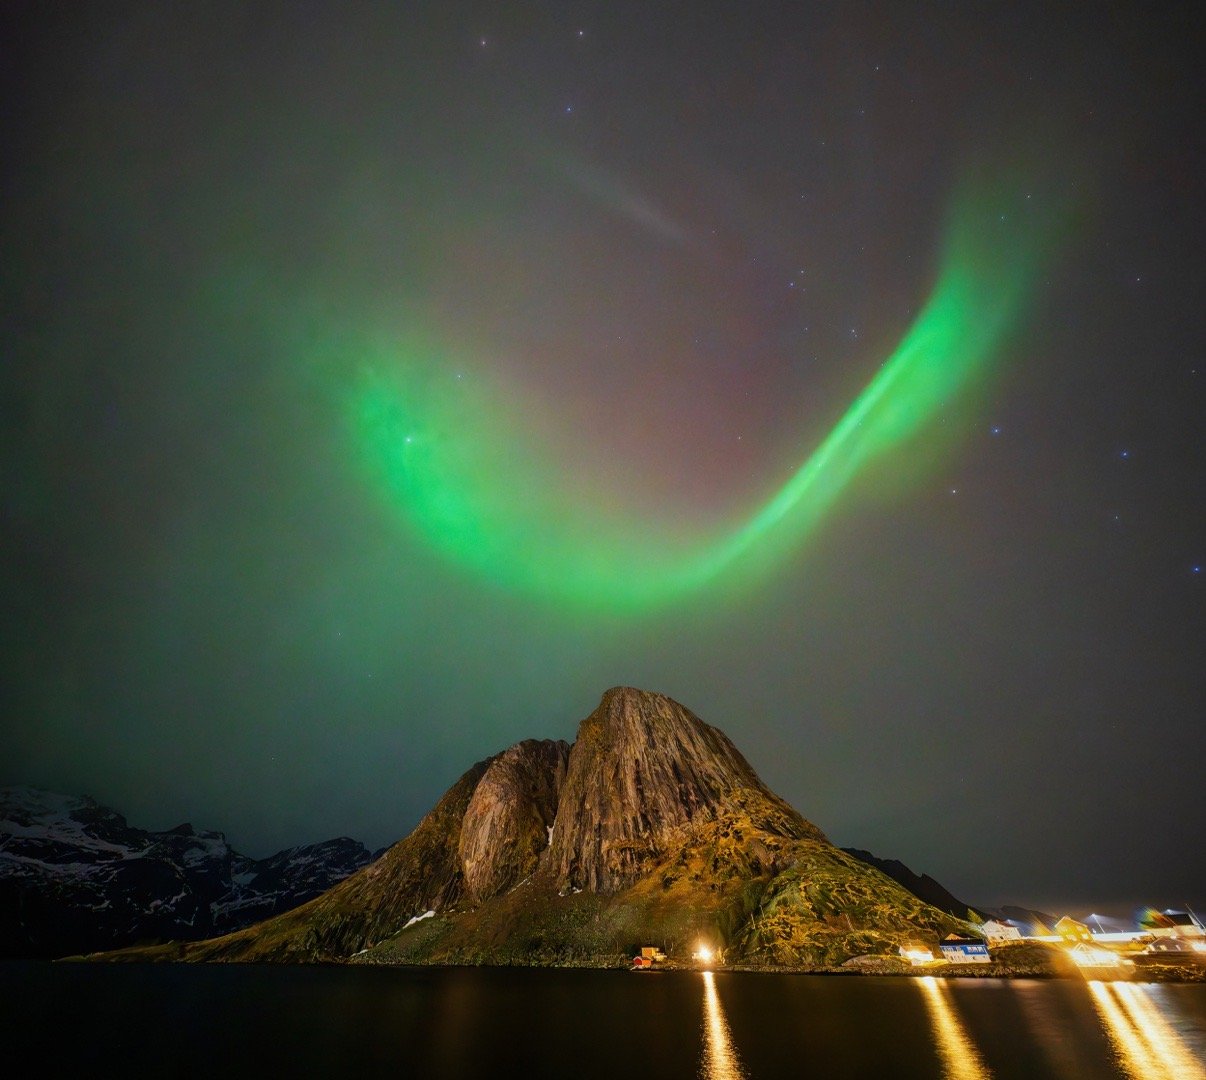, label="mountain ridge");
[841,847,984,921]
[0,786,377,958]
